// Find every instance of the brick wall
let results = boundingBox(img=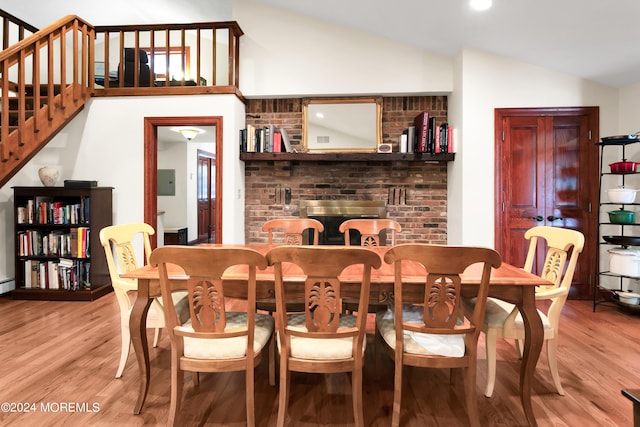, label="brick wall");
[244,96,449,244]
